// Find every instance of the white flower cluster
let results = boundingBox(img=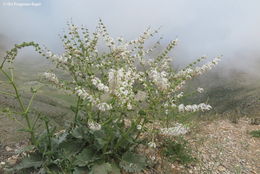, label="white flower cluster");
[160,123,189,136]
[129,28,153,45]
[172,81,186,92]
[88,121,101,131]
[46,51,69,66]
[174,57,221,79]
[43,72,59,84]
[75,87,112,111]
[98,21,130,57]
[97,102,112,111]
[178,103,212,112]
[75,87,97,103]
[108,68,139,109]
[174,68,193,79]
[194,57,221,75]
[149,69,170,91]
[91,76,109,93]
